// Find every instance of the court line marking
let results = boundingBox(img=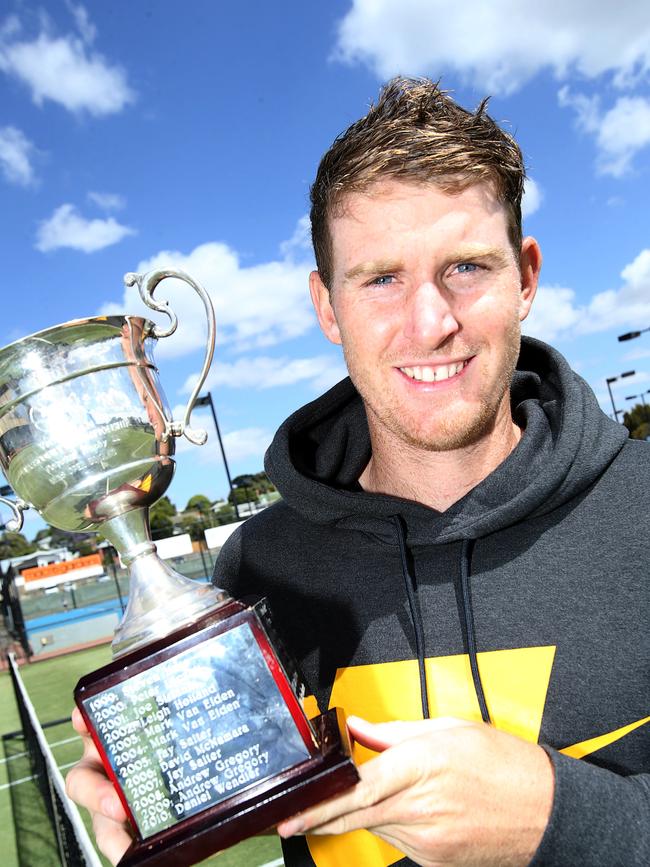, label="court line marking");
[0,734,81,765]
[3,770,287,867]
[0,759,78,789]
[0,773,35,791]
